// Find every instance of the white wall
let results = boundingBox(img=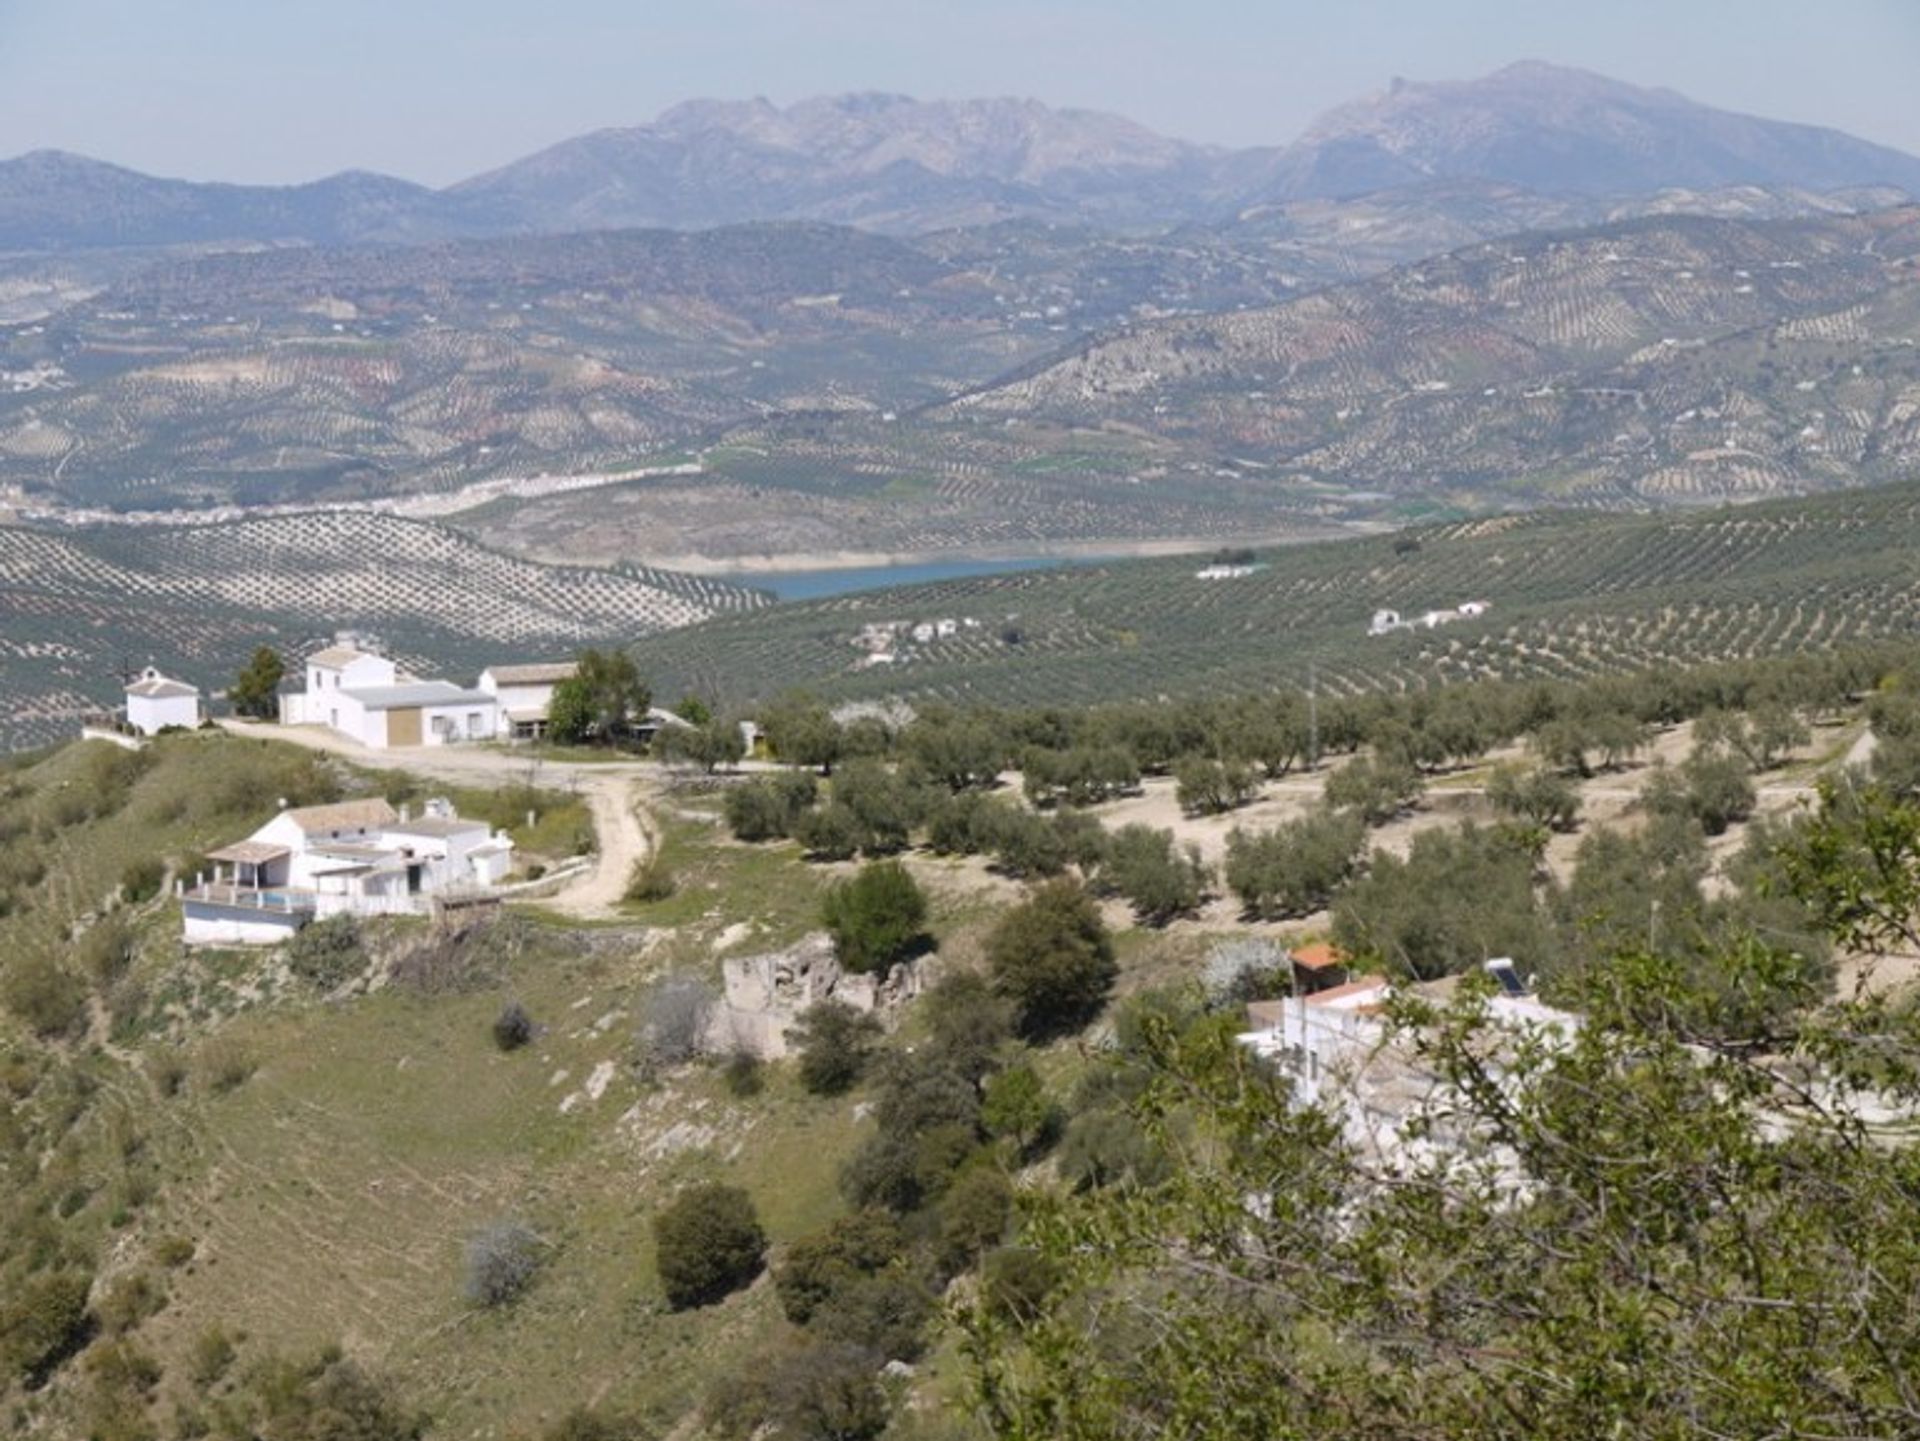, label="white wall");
[127,691,198,735]
[421,700,498,746]
[484,681,556,716]
[183,904,306,946]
